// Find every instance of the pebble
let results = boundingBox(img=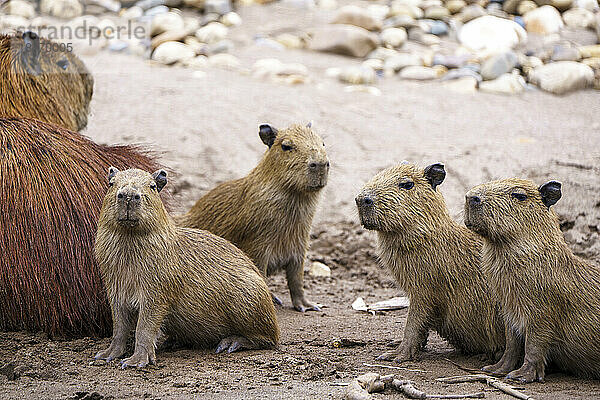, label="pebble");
[383,15,417,29]
[384,53,423,71]
[574,0,599,11]
[399,65,446,79]
[528,61,594,94]
[551,45,581,61]
[152,41,195,64]
[208,53,241,69]
[446,0,466,14]
[338,65,377,84]
[459,15,528,51]
[517,0,538,15]
[121,6,143,20]
[523,5,564,34]
[441,67,483,81]
[195,22,228,44]
[2,0,36,19]
[480,51,519,80]
[390,2,424,19]
[221,11,242,27]
[424,5,450,19]
[309,25,379,58]
[144,5,168,16]
[579,45,600,58]
[0,14,29,29]
[40,0,84,19]
[423,20,448,35]
[150,28,189,49]
[150,11,184,36]
[433,53,471,68]
[204,0,232,15]
[380,27,408,48]
[551,0,573,12]
[276,33,304,49]
[455,4,486,23]
[332,5,383,31]
[479,72,526,94]
[562,7,596,29]
[309,261,332,278]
